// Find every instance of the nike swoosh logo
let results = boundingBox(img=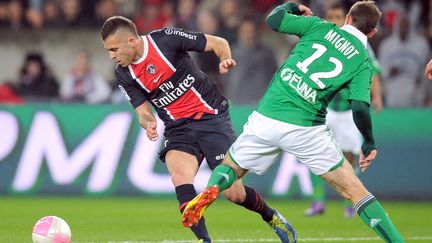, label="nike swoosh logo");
[153,74,162,83]
[217,172,230,182]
